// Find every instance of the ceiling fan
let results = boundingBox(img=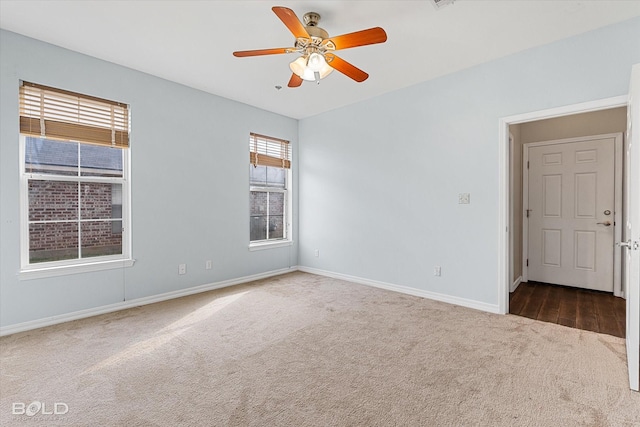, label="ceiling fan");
[233,6,387,87]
